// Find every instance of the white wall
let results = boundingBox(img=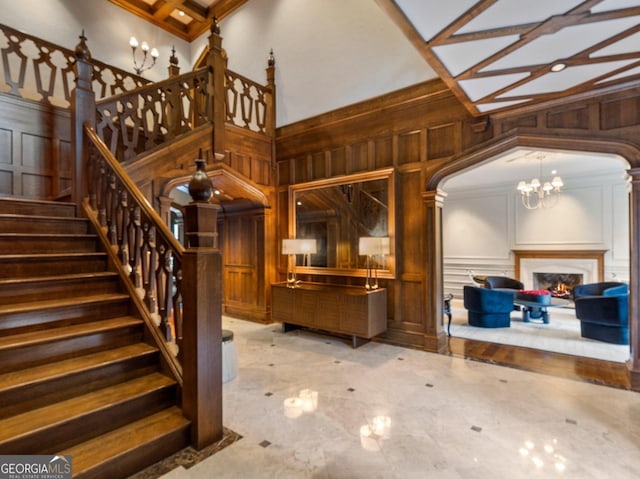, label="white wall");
[199,0,435,127]
[0,0,190,82]
[443,172,630,297]
[2,0,436,126]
